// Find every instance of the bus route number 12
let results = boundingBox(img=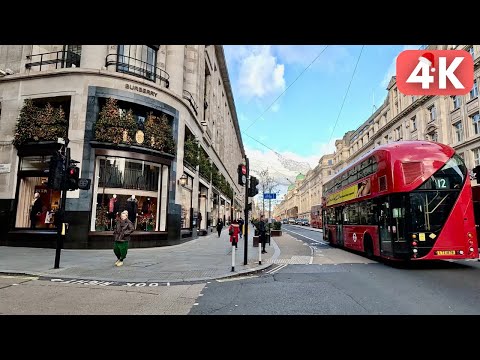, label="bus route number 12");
[435,178,448,189]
